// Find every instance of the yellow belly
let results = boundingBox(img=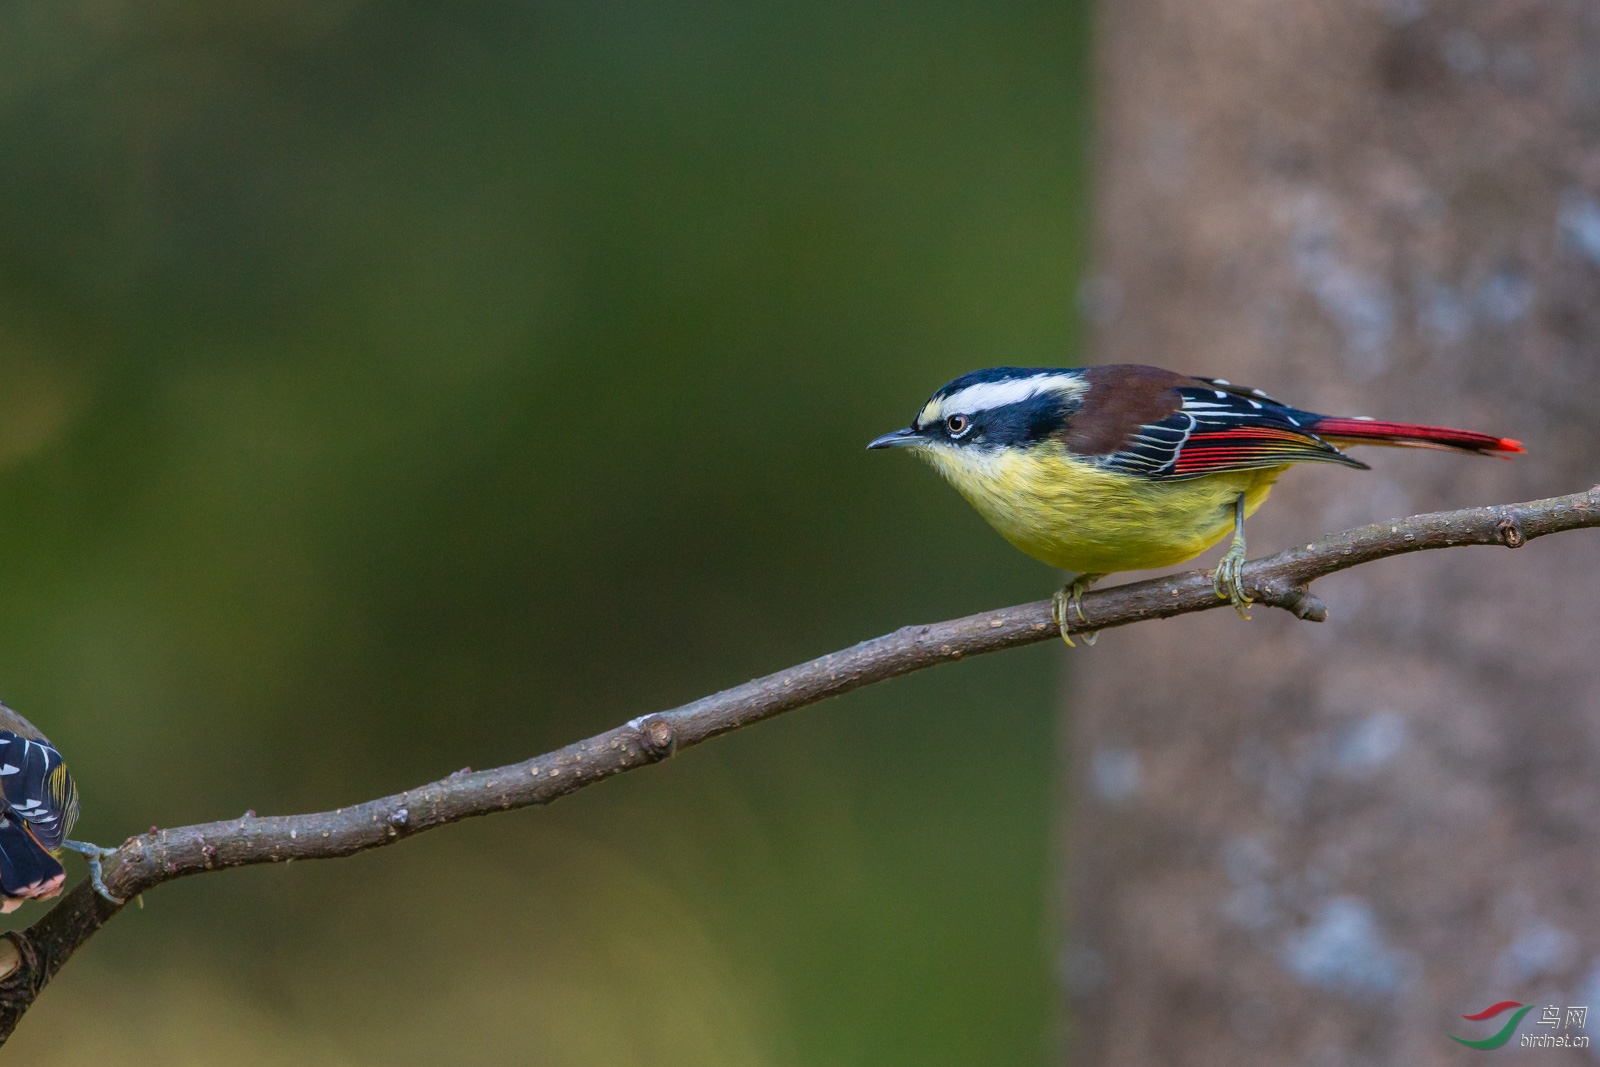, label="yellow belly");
[920,445,1284,574]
